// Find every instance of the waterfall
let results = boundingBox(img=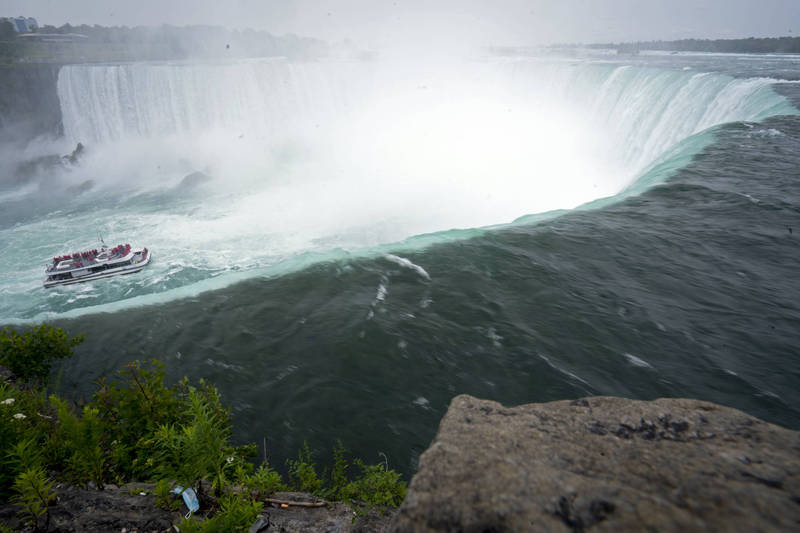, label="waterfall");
[58,59,367,144]
[58,58,795,178]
